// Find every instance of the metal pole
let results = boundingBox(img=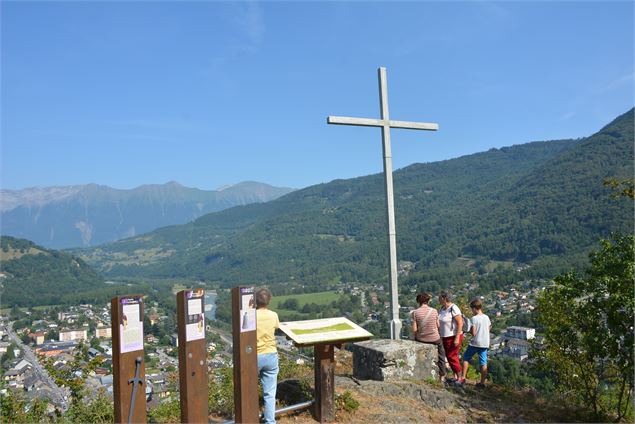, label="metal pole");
[378,67,402,340]
[222,400,315,424]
